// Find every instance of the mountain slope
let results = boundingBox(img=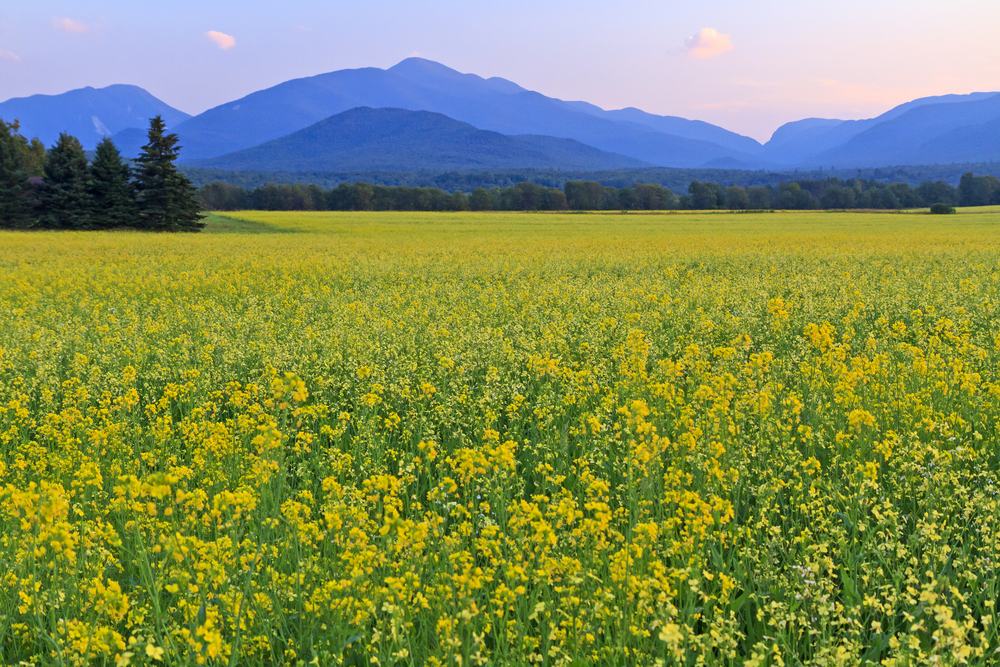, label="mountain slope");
[132,58,763,167]
[764,92,1000,165]
[563,101,762,155]
[814,94,1000,167]
[0,85,190,150]
[191,107,651,171]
